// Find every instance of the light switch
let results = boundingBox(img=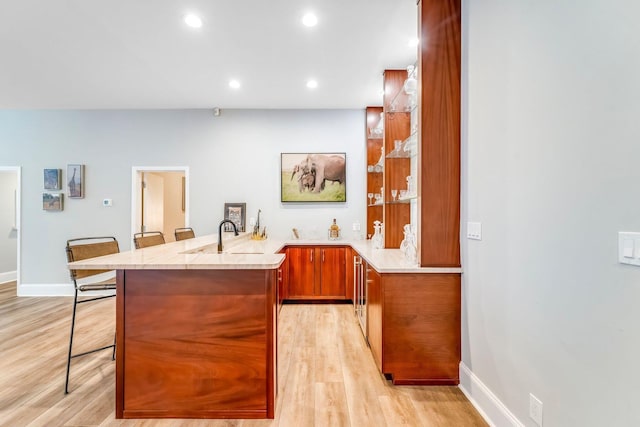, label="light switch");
[623,239,634,258]
[619,232,640,266]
